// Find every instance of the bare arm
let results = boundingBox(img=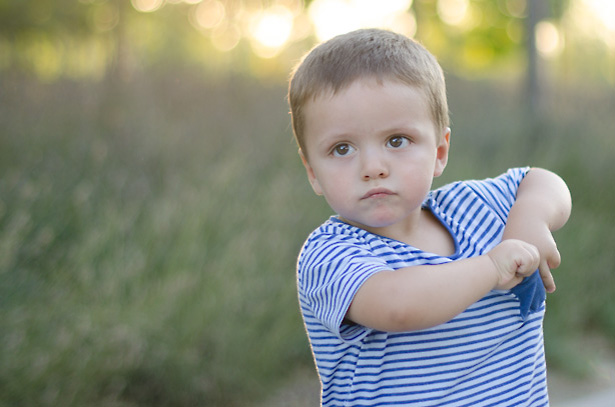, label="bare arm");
[502,168,572,292]
[346,240,540,332]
